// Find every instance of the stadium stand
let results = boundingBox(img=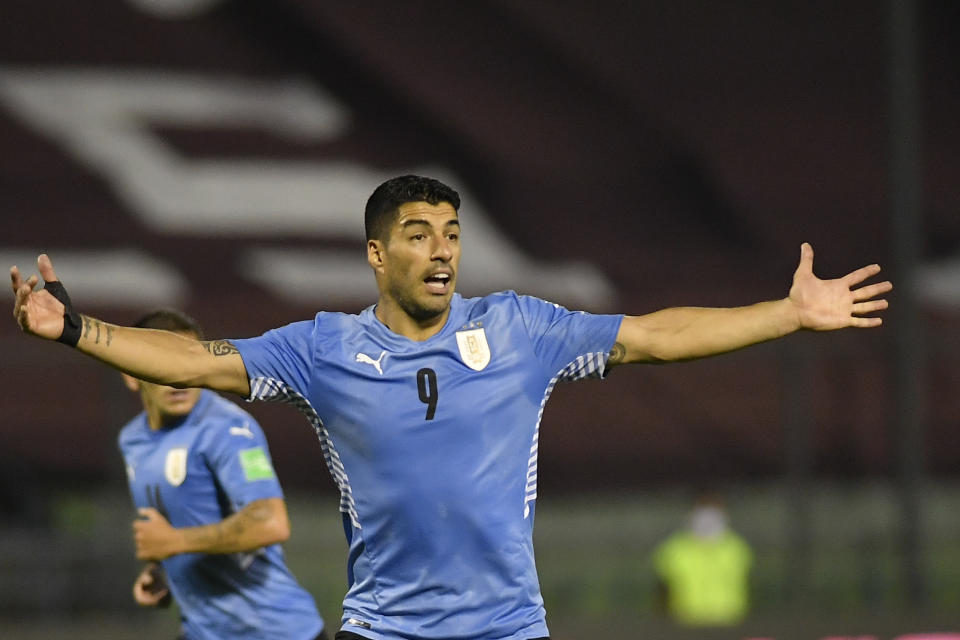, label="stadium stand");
[1,0,958,492]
